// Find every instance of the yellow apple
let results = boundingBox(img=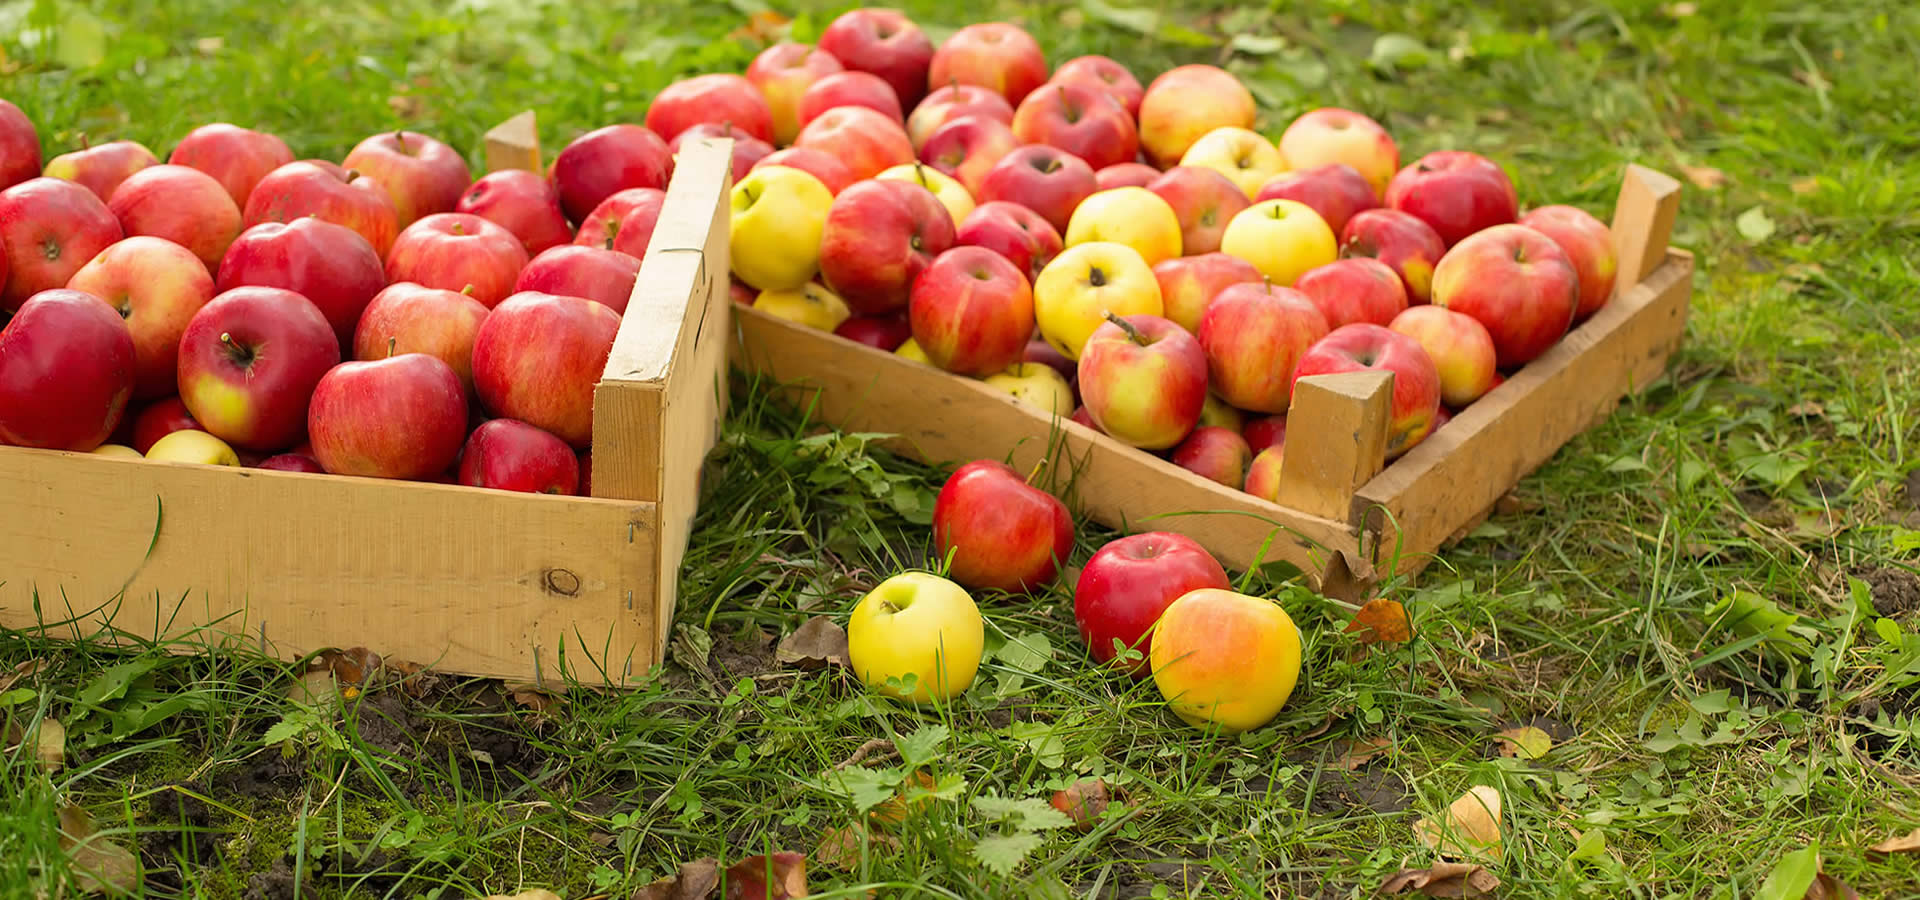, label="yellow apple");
[1220,200,1337,287]
[729,165,834,291]
[1150,587,1302,733]
[1198,393,1244,432]
[1063,187,1182,266]
[846,571,985,704]
[1179,127,1286,199]
[876,162,975,228]
[144,430,241,467]
[895,338,932,364]
[982,362,1073,417]
[1032,241,1163,359]
[89,444,144,460]
[753,282,852,332]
